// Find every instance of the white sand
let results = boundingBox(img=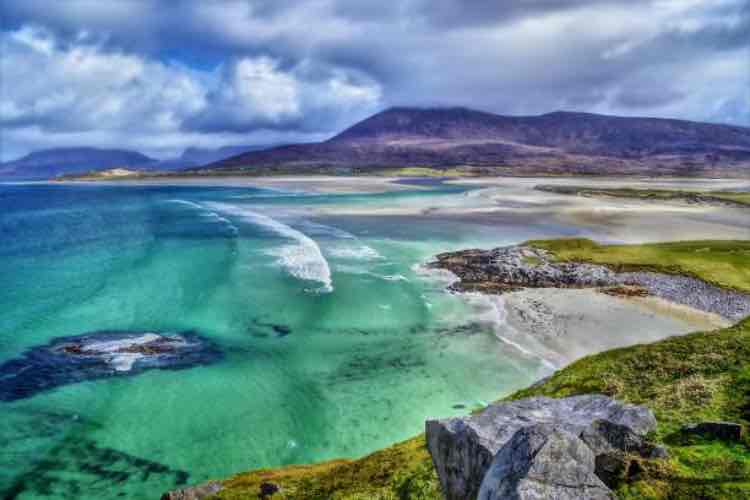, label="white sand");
[464,288,727,370]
